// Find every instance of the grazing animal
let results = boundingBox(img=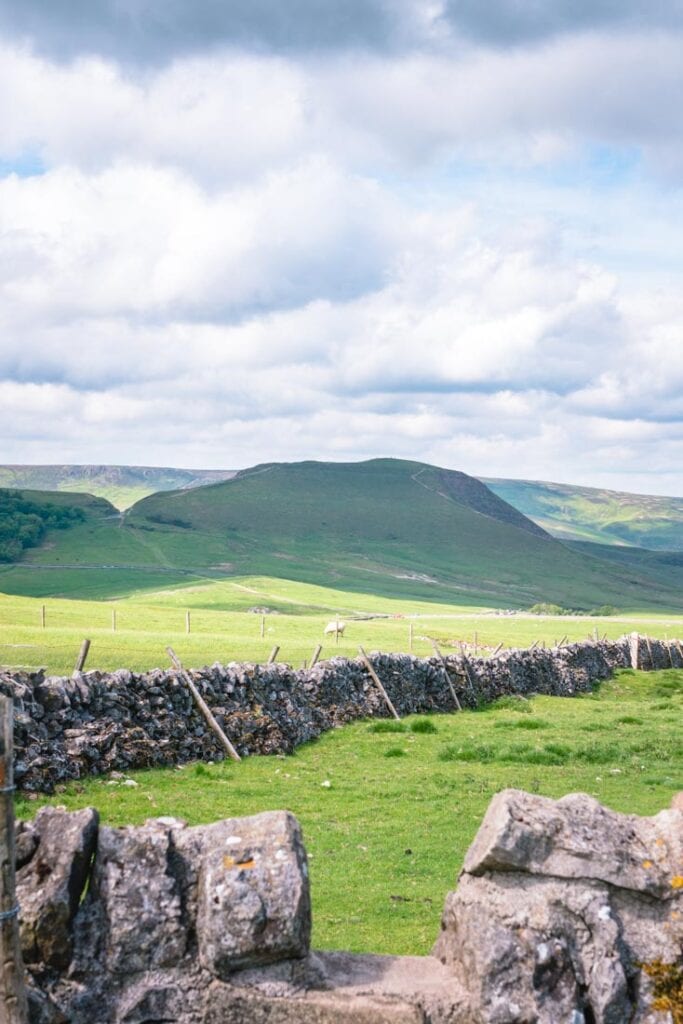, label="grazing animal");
[324,620,346,637]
